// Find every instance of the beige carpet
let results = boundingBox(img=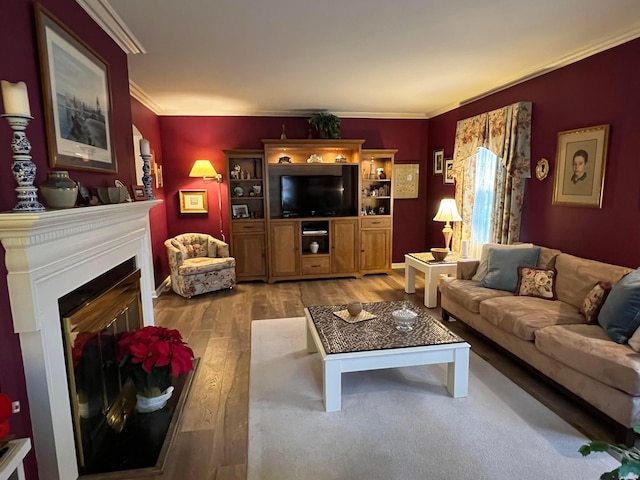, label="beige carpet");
[248,317,618,480]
